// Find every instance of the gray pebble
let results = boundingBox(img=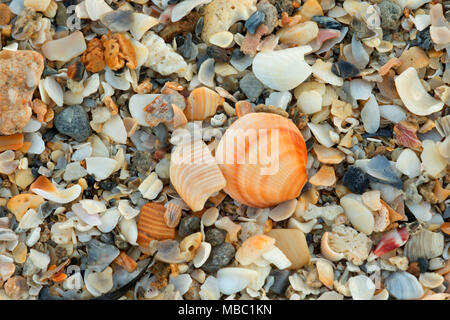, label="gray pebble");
[351,18,376,39]
[245,11,265,35]
[269,269,290,296]
[54,105,91,142]
[257,0,278,34]
[100,10,134,32]
[378,0,402,30]
[178,216,201,238]
[205,228,227,247]
[131,151,156,176]
[240,73,264,102]
[201,242,235,273]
